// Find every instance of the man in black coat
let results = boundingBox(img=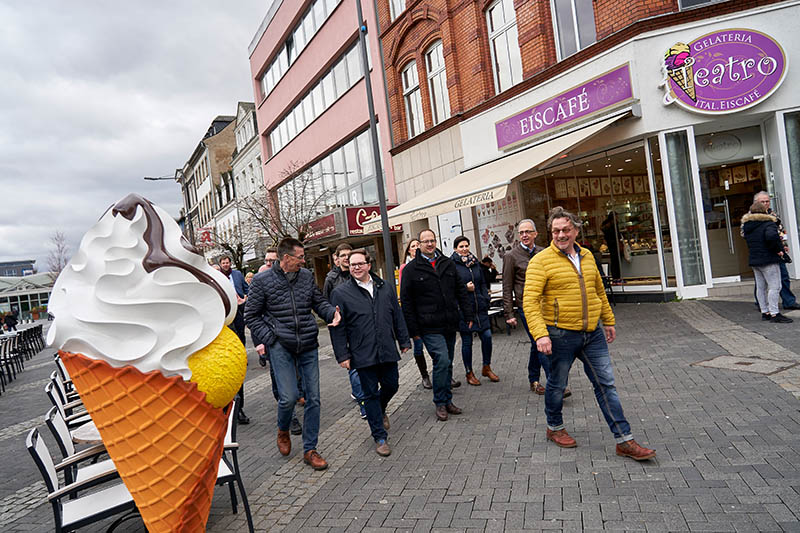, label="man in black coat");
[329,248,411,456]
[245,237,341,471]
[400,229,474,421]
